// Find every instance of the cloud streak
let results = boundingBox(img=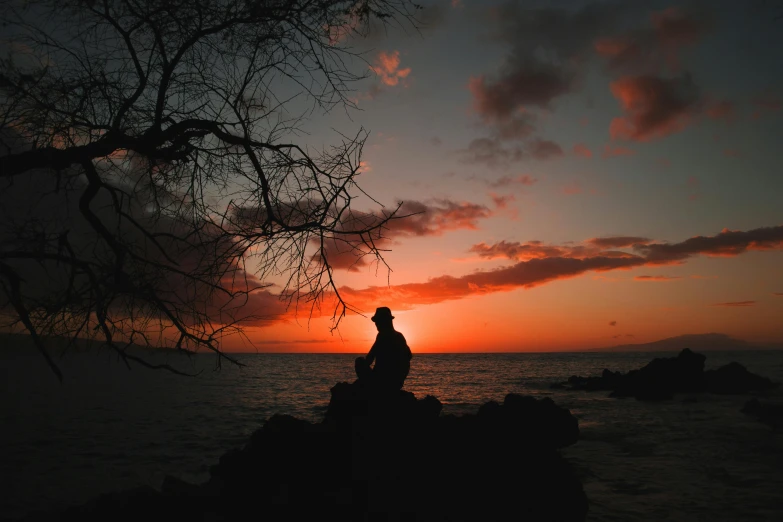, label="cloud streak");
[328,225,783,313]
[315,198,495,272]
